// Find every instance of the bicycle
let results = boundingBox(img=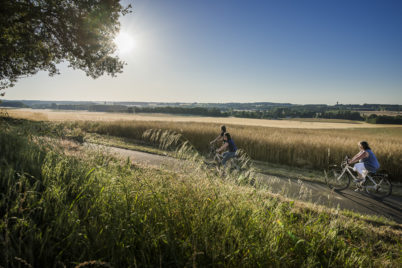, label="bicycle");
[324,156,392,198]
[204,144,241,174]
